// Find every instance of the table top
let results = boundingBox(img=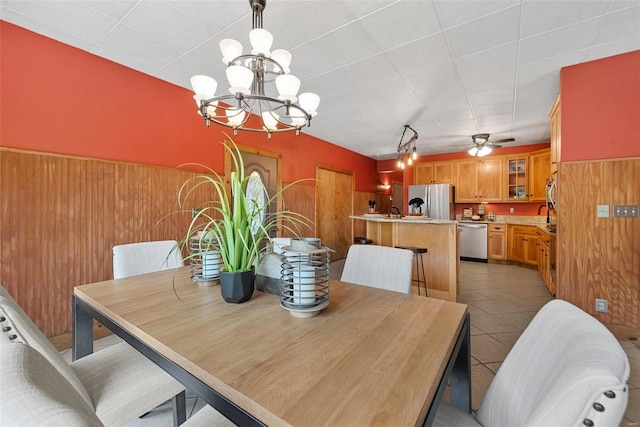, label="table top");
[75,267,468,426]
